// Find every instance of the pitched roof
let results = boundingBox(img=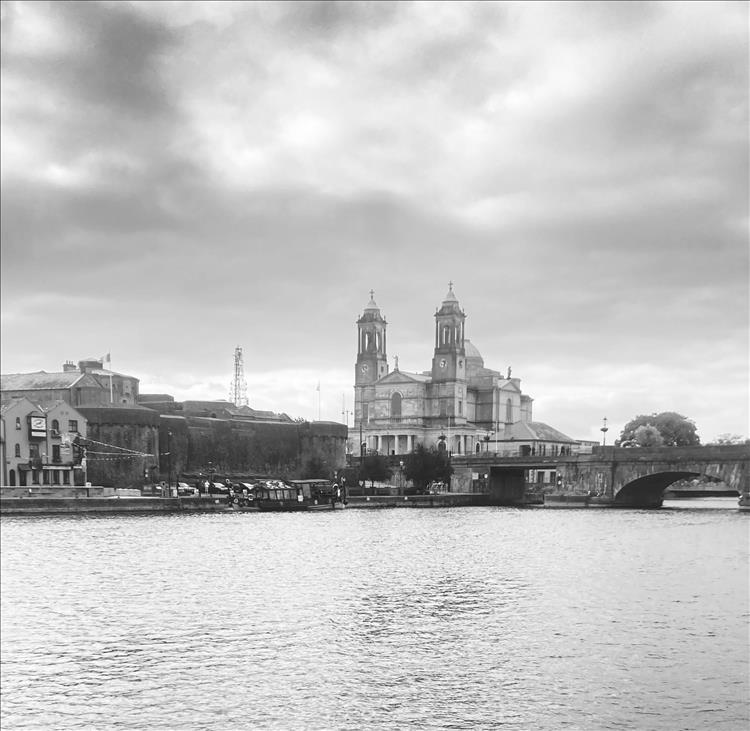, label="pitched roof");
[506,421,576,443]
[1,371,86,391]
[1,396,39,414]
